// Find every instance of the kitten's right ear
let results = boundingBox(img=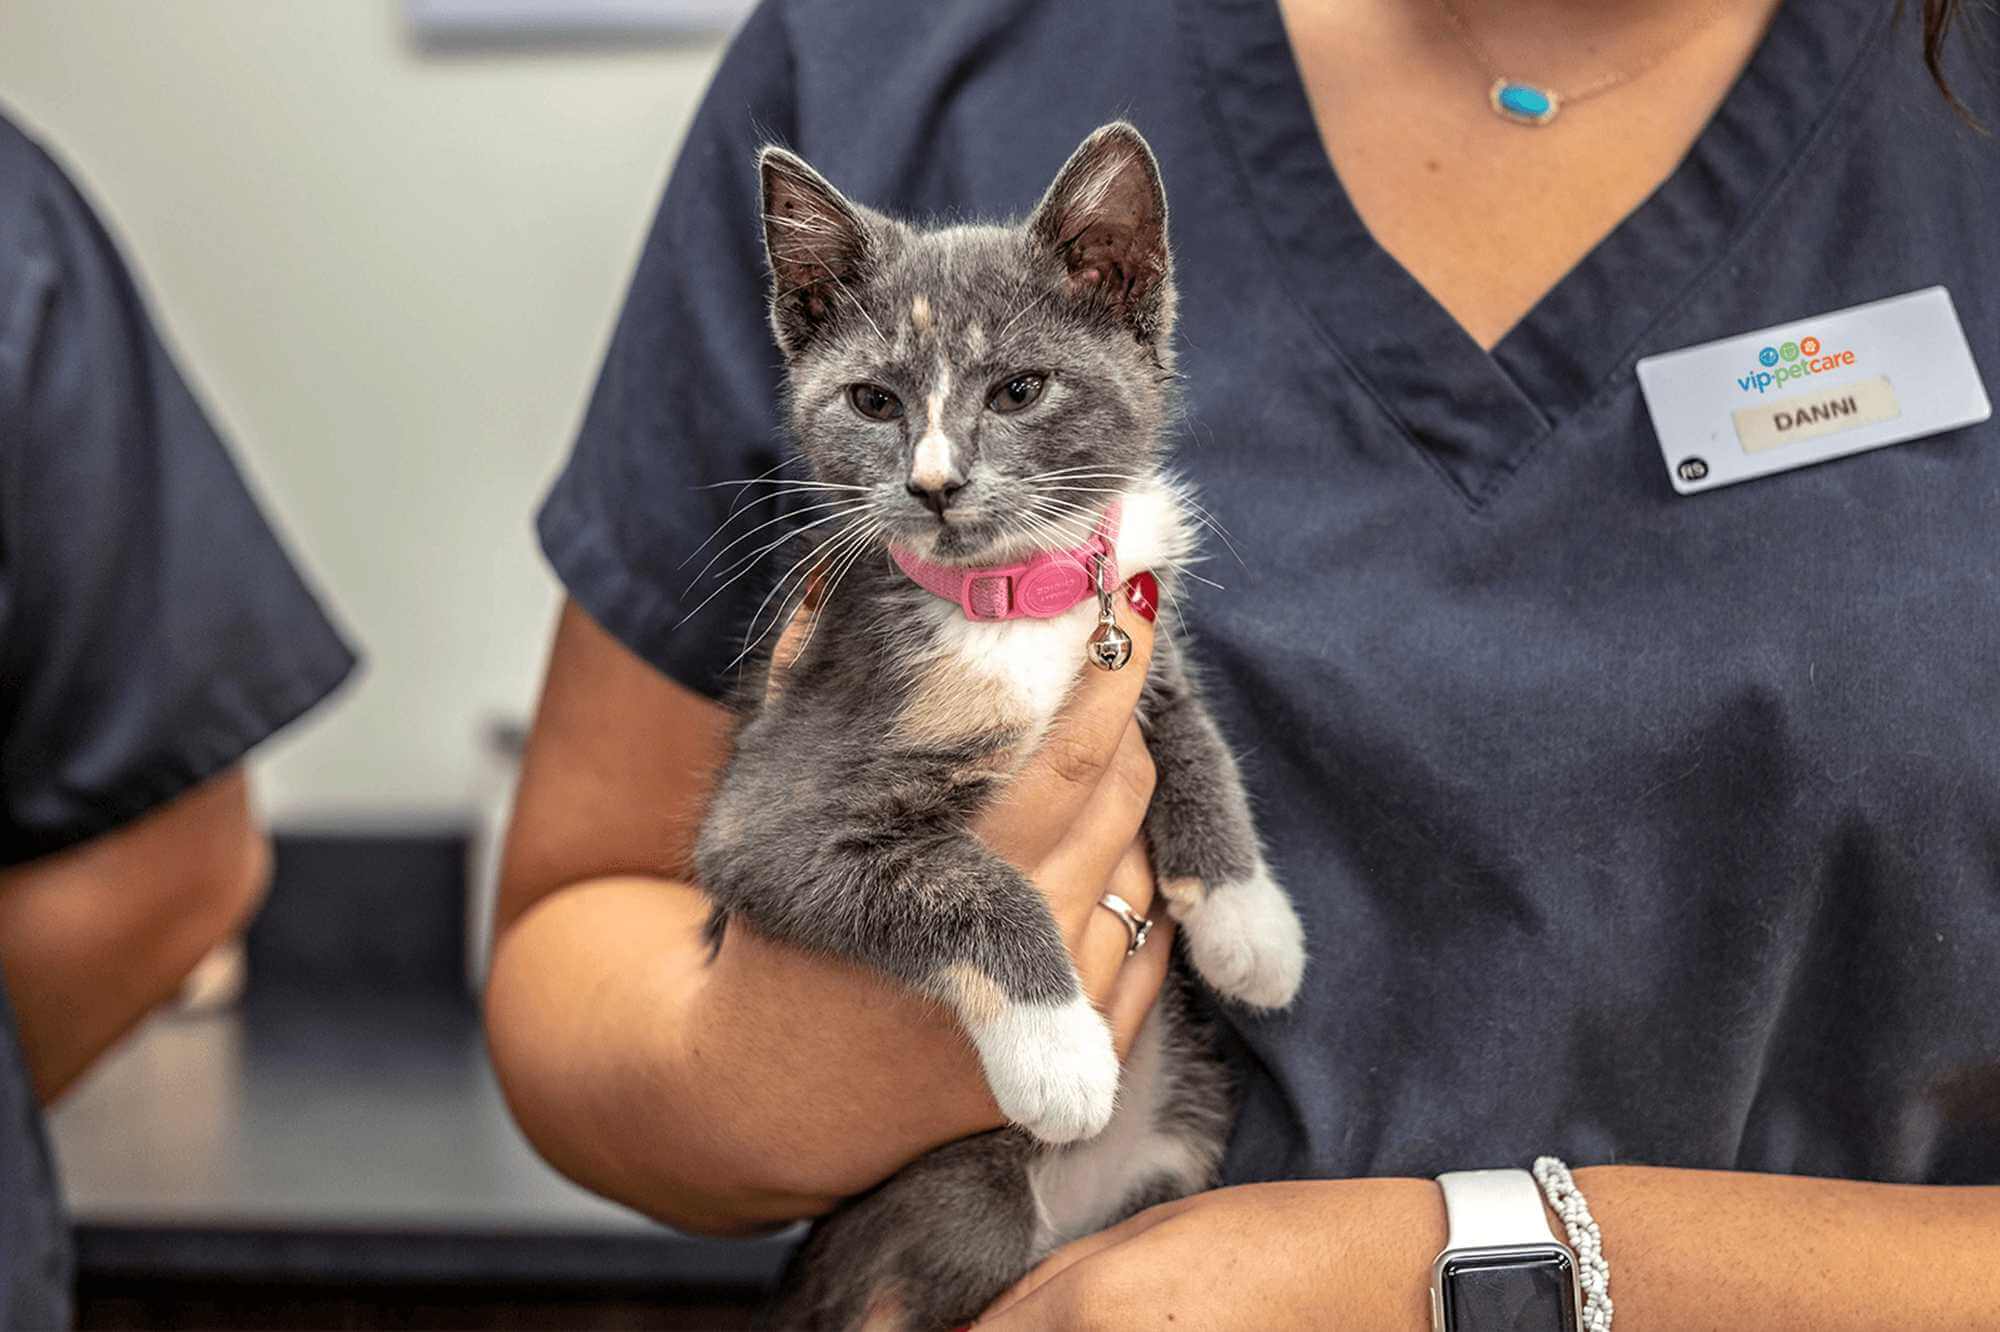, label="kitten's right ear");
[759,146,874,358]
[1027,122,1172,343]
